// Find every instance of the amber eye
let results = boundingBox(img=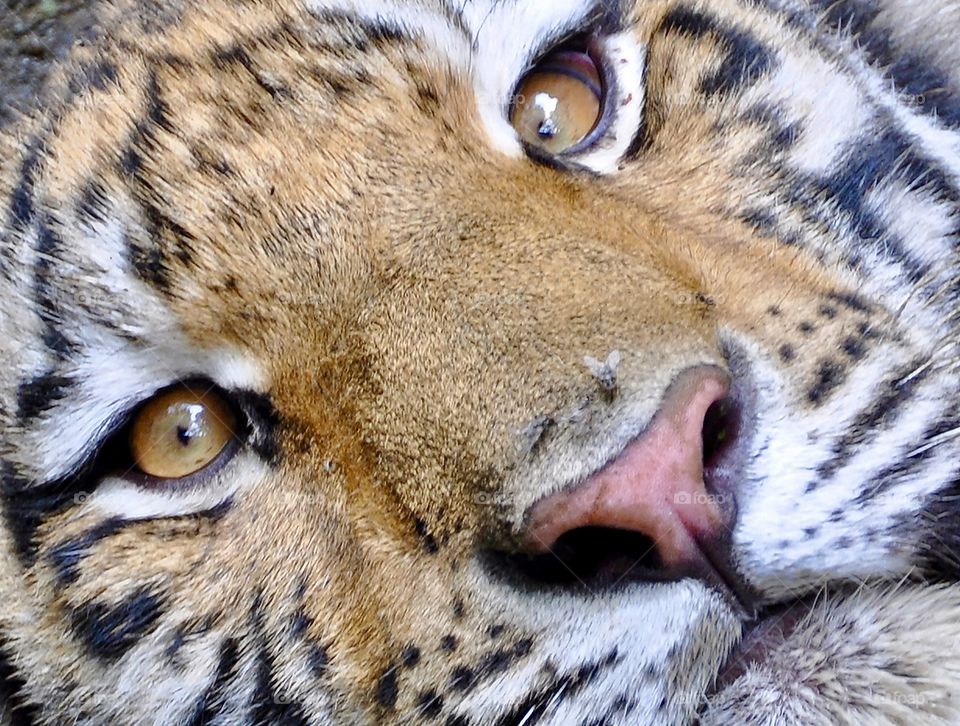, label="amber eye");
[511,49,605,155]
[130,387,238,480]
